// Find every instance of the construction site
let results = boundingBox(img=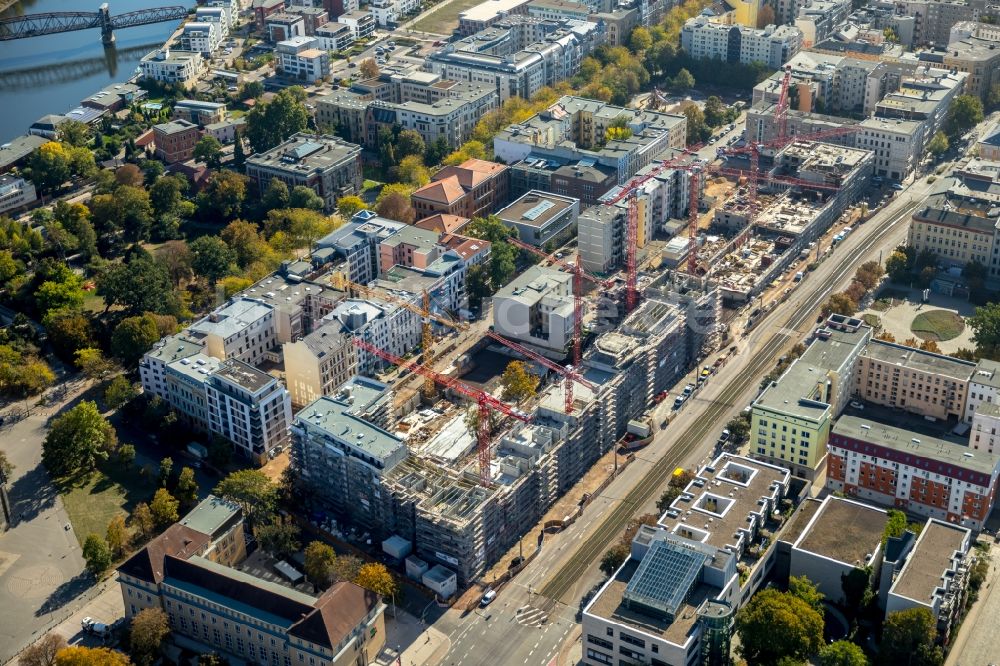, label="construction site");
[288,70,880,592]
